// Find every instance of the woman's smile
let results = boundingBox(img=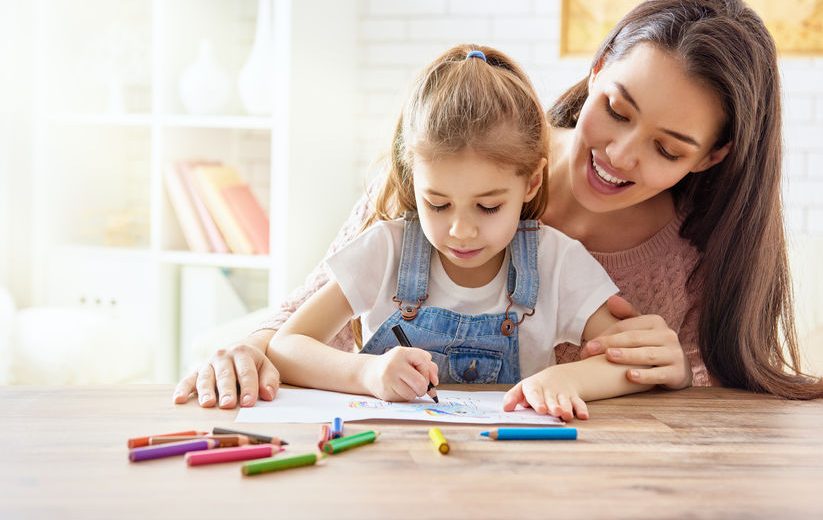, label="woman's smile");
[587,151,634,195]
